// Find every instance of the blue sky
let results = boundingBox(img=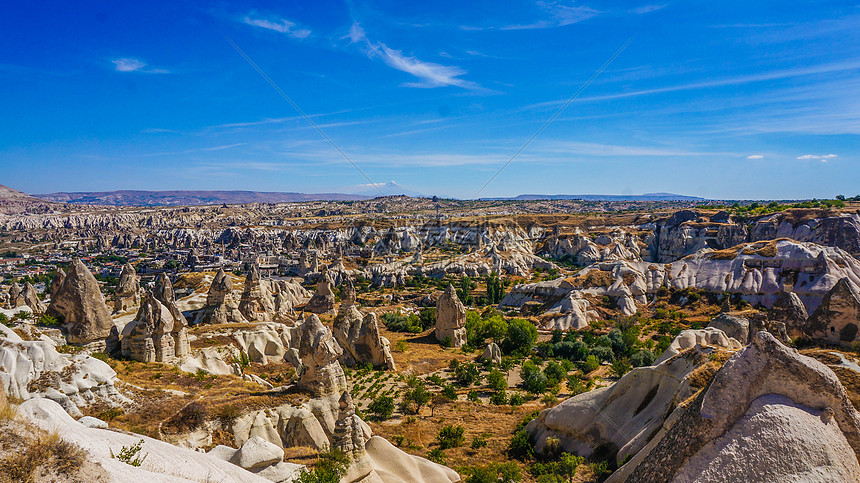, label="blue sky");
[1,1,858,199]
